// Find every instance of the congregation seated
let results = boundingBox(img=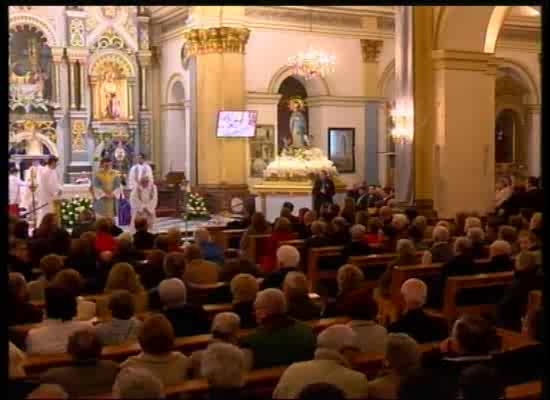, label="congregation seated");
[459,364,503,400]
[140,249,168,290]
[105,262,146,294]
[260,245,300,290]
[378,239,418,298]
[9,239,34,282]
[133,216,156,251]
[110,237,140,268]
[120,314,190,387]
[342,290,387,353]
[9,272,43,326]
[304,221,329,248]
[158,278,209,336]
[195,228,224,264]
[71,209,96,239]
[219,249,262,282]
[239,288,316,369]
[183,244,220,284]
[367,333,421,400]
[230,273,260,329]
[327,217,351,246]
[26,287,92,354]
[342,224,371,259]
[264,217,296,271]
[440,237,477,280]
[407,224,428,251]
[95,290,143,345]
[301,210,317,238]
[40,328,119,397]
[154,234,171,253]
[147,251,182,310]
[52,268,97,320]
[466,227,488,259]
[388,278,448,343]
[166,228,184,253]
[283,272,322,321]
[364,217,383,246]
[485,240,514,273]
[324,264,366,317]
[498,225,519,254]
[112,367,164,399]
[66,238,99,291]
[391,213,410,240]
[190,312,253,378]
[273,324,368,399]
